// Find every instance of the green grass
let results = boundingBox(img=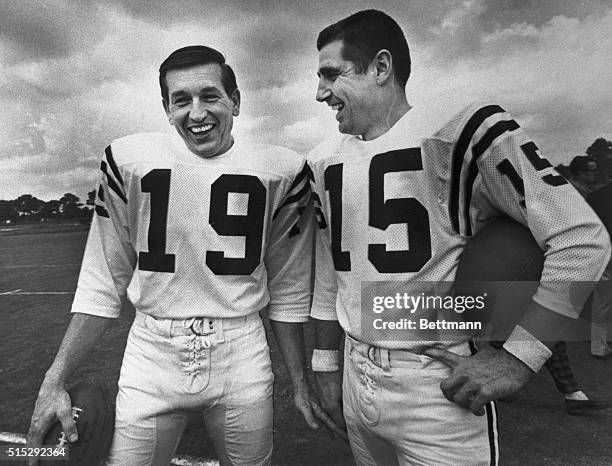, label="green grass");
[1,224,611,465]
